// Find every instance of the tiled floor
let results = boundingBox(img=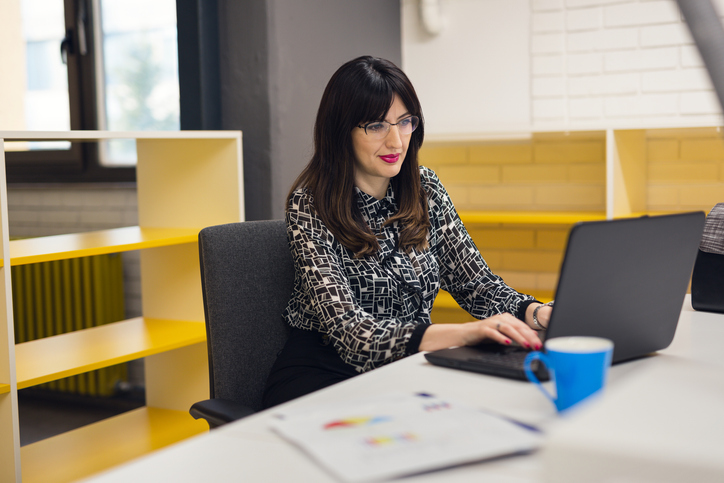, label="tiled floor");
[18,389,144,446]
